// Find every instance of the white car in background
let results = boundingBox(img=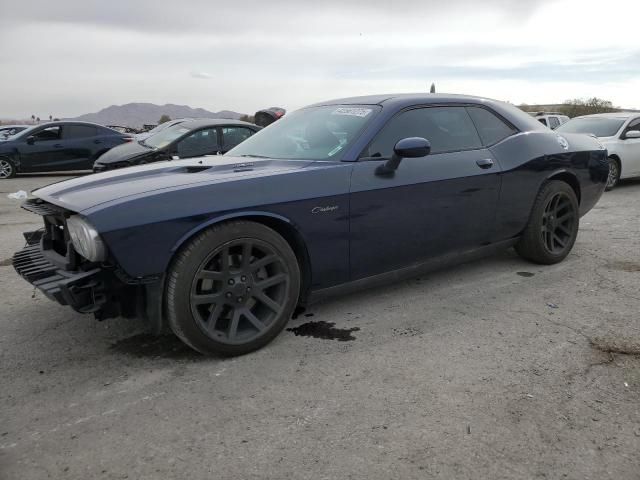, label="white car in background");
[556,112,640,190]
[530,112,570,129]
